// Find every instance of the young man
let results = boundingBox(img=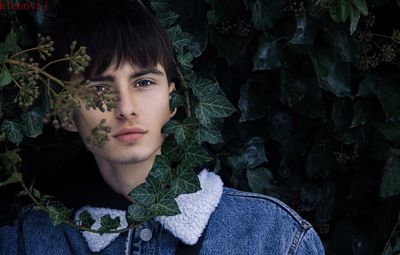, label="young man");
[0,0,325,254]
